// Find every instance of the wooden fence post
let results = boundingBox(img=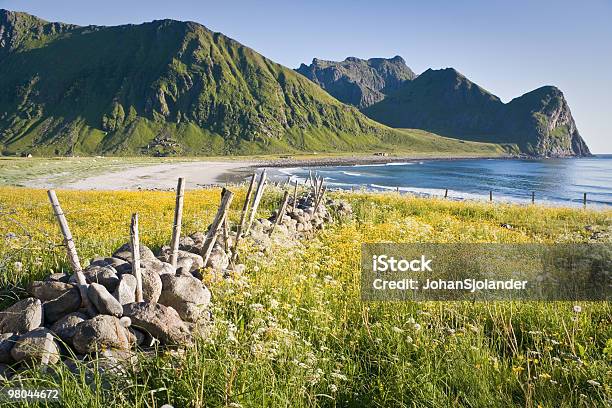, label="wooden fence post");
[531,191,535,204]
[292,180,299,211]
[47,190,95,314]
[444,189,448,199]
[269,190,290,236]
[169,178,185,270]
[232,174,256,262]
[583,192,587,207]
[130,213,143,302]
[245,170,267,235]
[202,188,234,266]
[489,190,493,202]
[314,185,327,212]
